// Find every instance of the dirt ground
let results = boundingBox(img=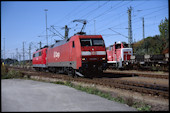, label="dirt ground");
[116,76,169,86]
[105,69,169,75]
[101,69,169,110]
